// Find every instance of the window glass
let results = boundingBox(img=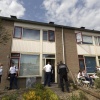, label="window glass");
[14,27,22,38]
[79,60,85,70]
[94,37,98,45]
[48,30,55,41]
[98,56,100,59]
[85,57,96,73]
[20,54,40,76]
[11,58,19,68]
[98,37,100,45]
[23,28,40,40]
[11,53,20,57]
[99,60,100,66]
[43,31,48,40]
[43,54,55,58]
[82,36,93,44]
